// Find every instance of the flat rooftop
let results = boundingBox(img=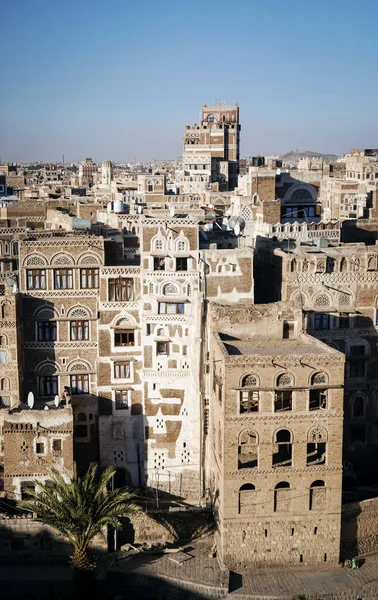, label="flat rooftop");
[220,334,337,357]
